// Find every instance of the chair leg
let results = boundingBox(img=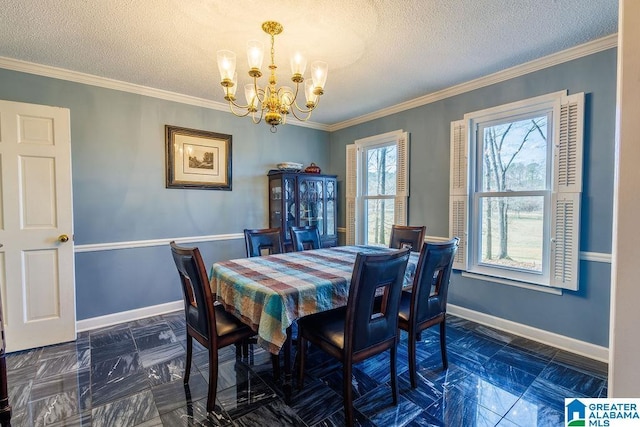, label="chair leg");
[297,336,306,389]
[390,345,398,405]
[184,334,193,383]
[343,361,354,427]
[408,328,417,389]
[207,348,219,413]
[235,342,242,359]
[271,354,281,381]
[439,320,448,370]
